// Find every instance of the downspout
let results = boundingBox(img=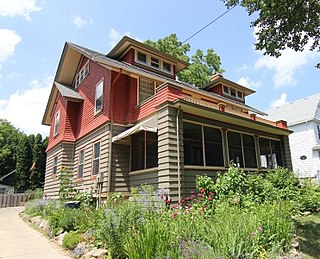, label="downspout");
[176,106,181,202]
